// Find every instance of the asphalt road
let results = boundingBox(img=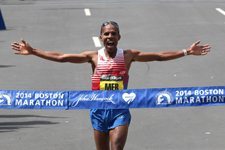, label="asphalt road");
[0,0,225,150]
